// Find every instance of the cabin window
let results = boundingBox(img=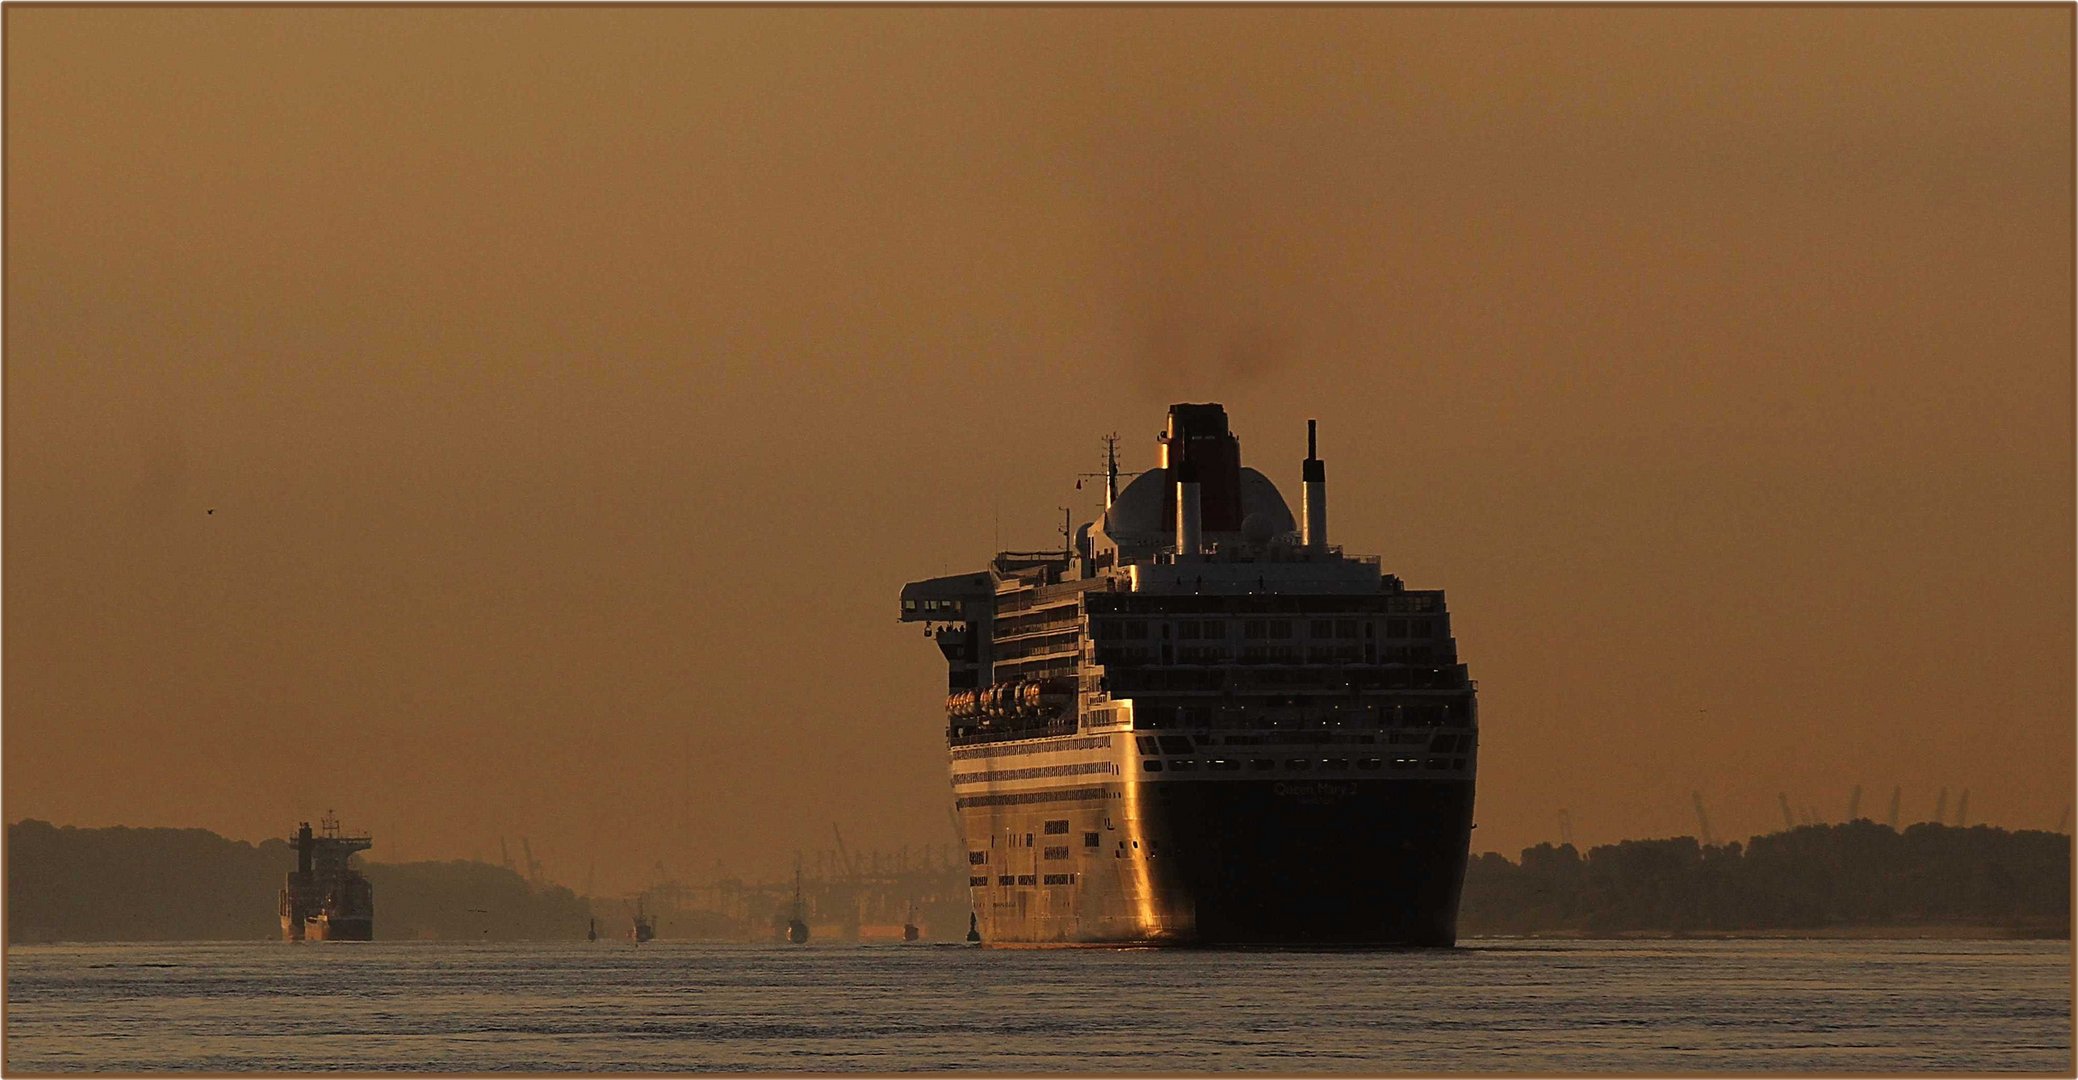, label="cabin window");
[1245,619,1266,638]
[969,876,988,887]
[1083,832,1100,847]
[1143,760,1163,772]
[1310,619,1332,637]
[1268,620,1293,639]
[1358,758,1383,770]
[1016,874,1037,886]
[1250,759,1275,771]
[1170,759,1198,772]
[1044,845,1069,860]
[1325,758,1349,770]
[1285,758,1311,771]
[1044,820,1069,835]
[1024,833,1034,846]
[997,875,1015,885]
[1042,873,1073,885]
[968,851,987,865]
